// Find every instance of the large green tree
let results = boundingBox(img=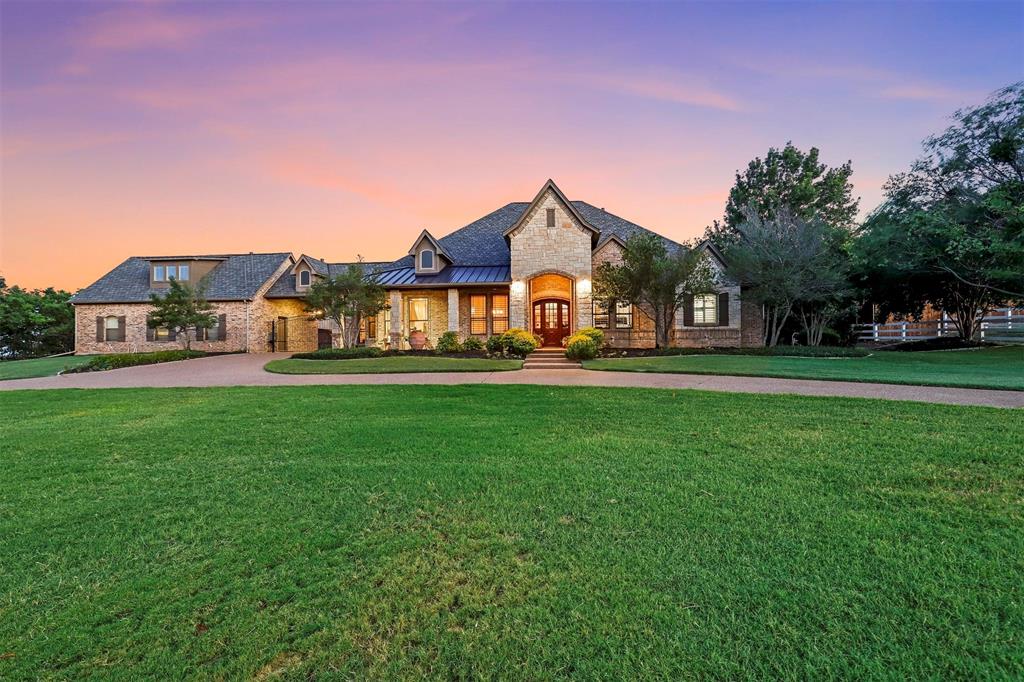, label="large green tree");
[707,142,859,247]
[724,207,852,347]
[147,279,217,351]
[0,278,75,359]
[854,82,1024,340]
[305,260,389,349]
[594,234,716,348]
